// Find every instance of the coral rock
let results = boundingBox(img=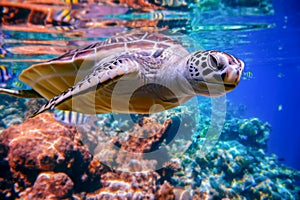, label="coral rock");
[94,115,181,171]
[113,117,173,153]
[0,95,26,128]
[85,171,159,199]
[0,112,92,188]
[156,181,175,200]
[20,172,74,199]
[157,160,182,184]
